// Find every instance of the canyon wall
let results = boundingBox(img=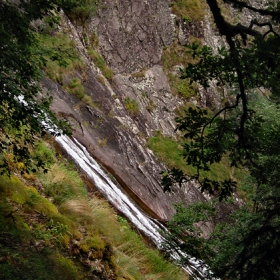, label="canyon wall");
[45,0,236,228]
